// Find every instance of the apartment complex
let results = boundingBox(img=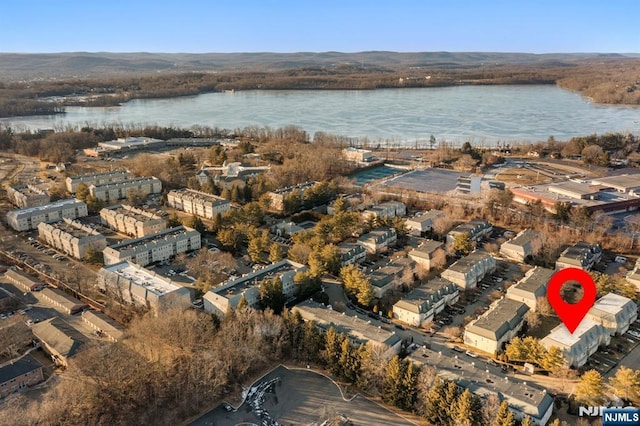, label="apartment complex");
[464,298,529,355]
[407,240,445,271]
[203,260,307,317]
[555,242,602,271]
[0,355,44,398]
[441,250,496,289]
[506,266,554,312]
[365,258,414,298]
[362,201,407,221]
[102,226,201,266]
[66,169,133,193]
[166,188,231,219]
[7,184,49,208]
[405,210,444,236]
[446,218,493,244]
[499,229,543,262]
[6,199,88,231]
[100,204,167,238]
[586,293,638,336]
[38,218,107,259]
[97,261,192,313]
[393,277,459,327]
[540,319,610,368]
[89,176,162,202]
[294,300,402,356]
[338,242,366,266]
[357,228,397,254]
[266,182,316,212]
